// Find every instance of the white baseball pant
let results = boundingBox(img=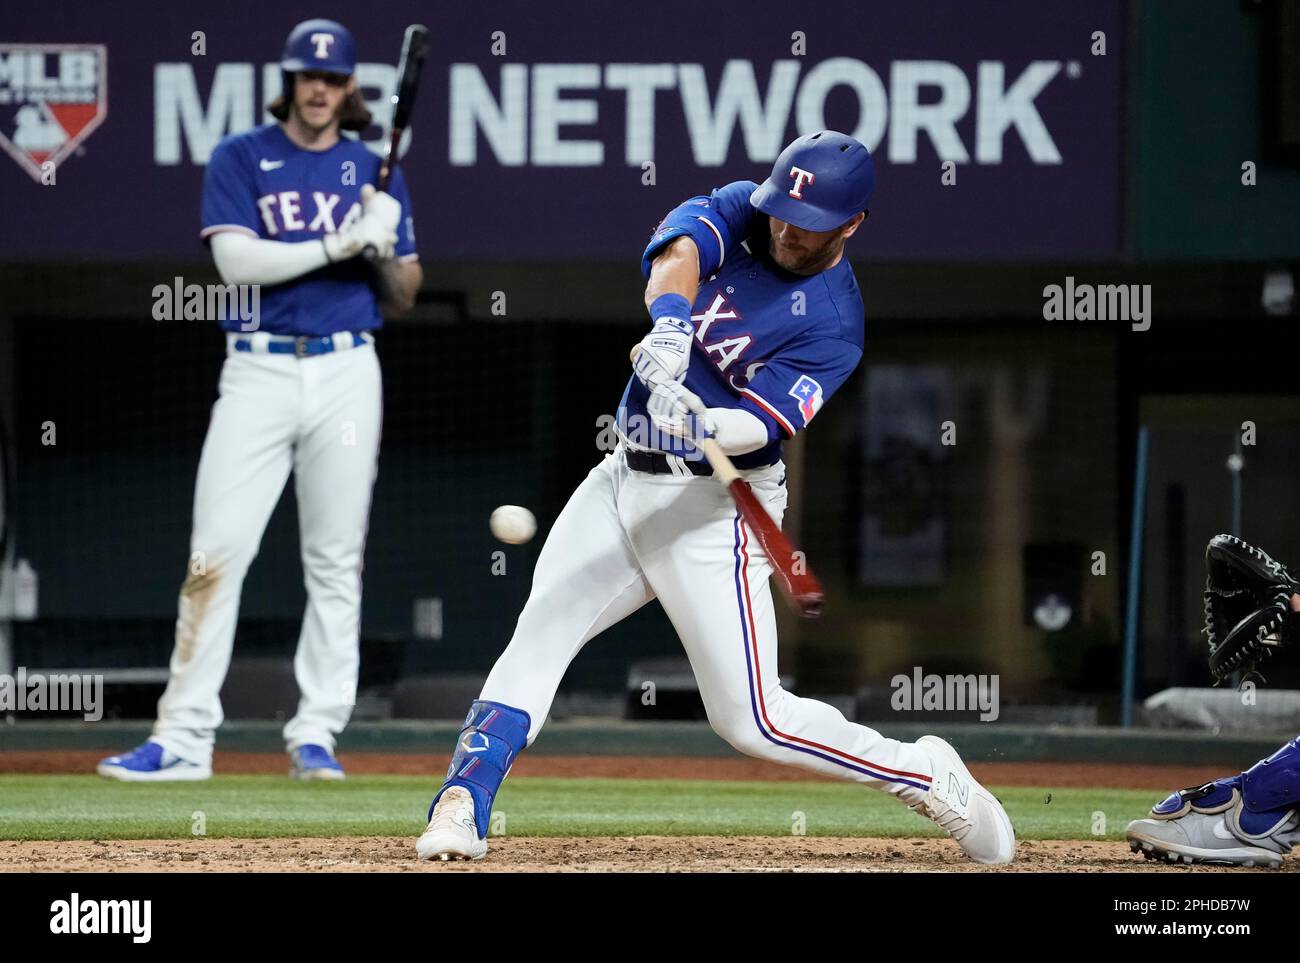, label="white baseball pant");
[479,448,935,797]
[151,339,381,763]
